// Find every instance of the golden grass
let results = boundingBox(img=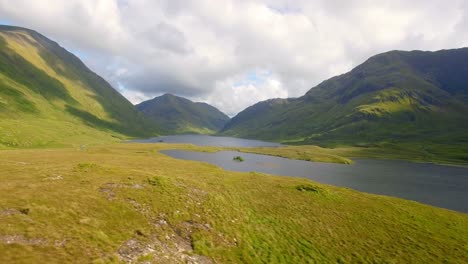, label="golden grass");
[0,143,466,263]
[0,30,112,121]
